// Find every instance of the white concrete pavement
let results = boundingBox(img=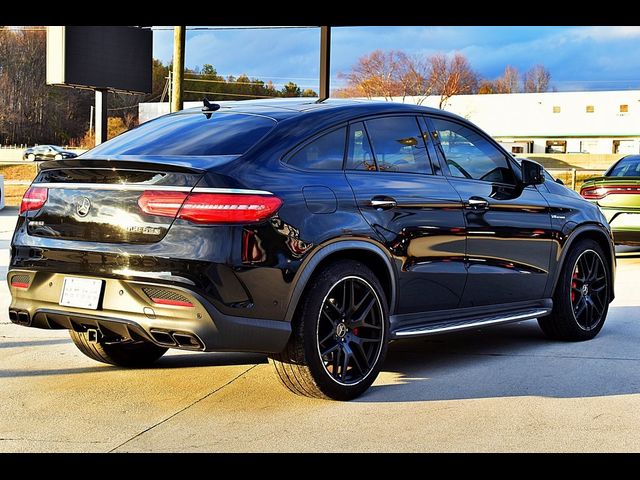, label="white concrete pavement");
[1,206,639,452]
